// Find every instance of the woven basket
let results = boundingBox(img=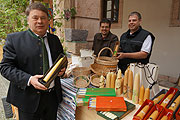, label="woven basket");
[95,47,118,66]
[73,75,90,88]
[90,63,116,76]
[90,74,105,87]
[72,67,91,77]
[90,47,118,76]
